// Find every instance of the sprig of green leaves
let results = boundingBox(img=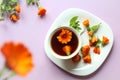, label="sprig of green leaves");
[69,16,81,31]
[26,0,34,5]
[0,0,18,21]
[26,0,40,7]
